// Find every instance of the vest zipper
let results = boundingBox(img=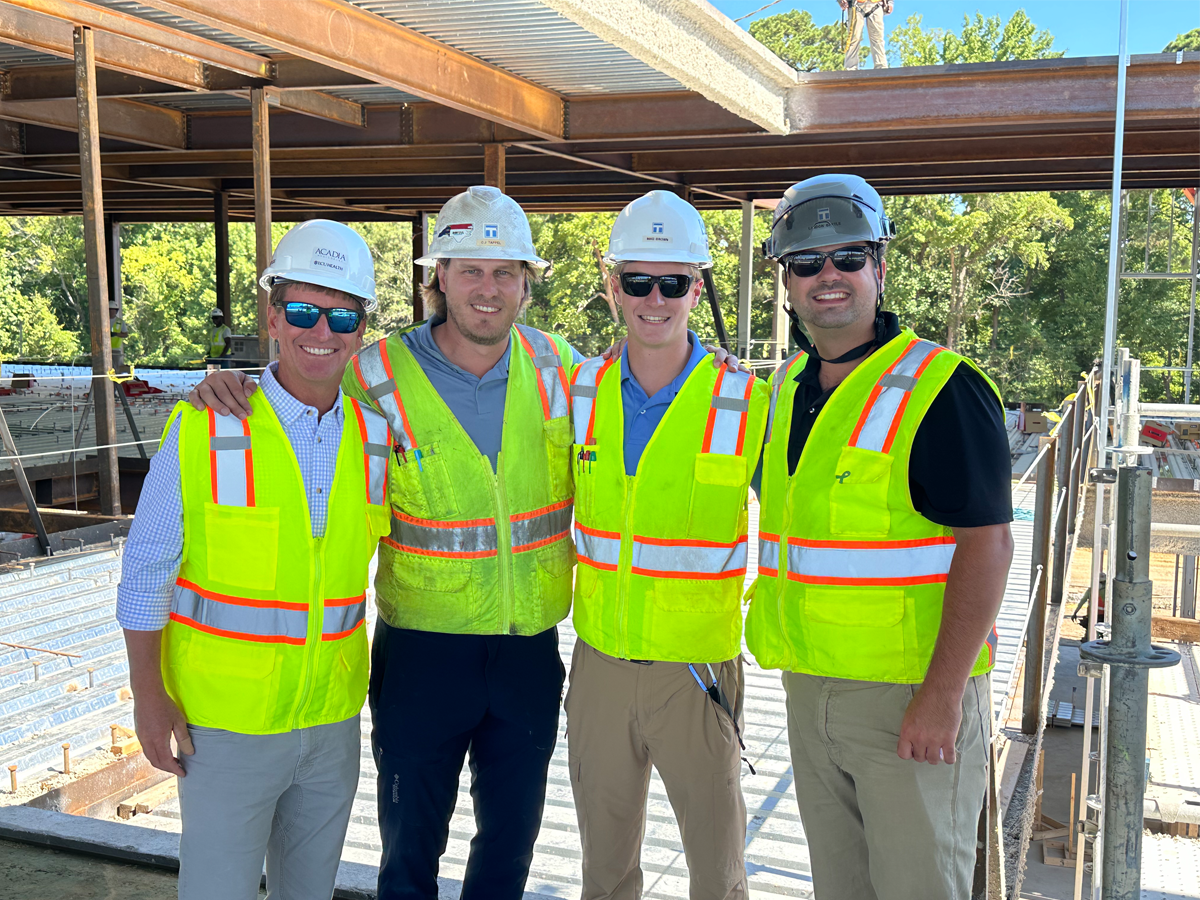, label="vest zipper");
[616,473,635,658]
[295,538,323,729]
[493,453,515,634]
